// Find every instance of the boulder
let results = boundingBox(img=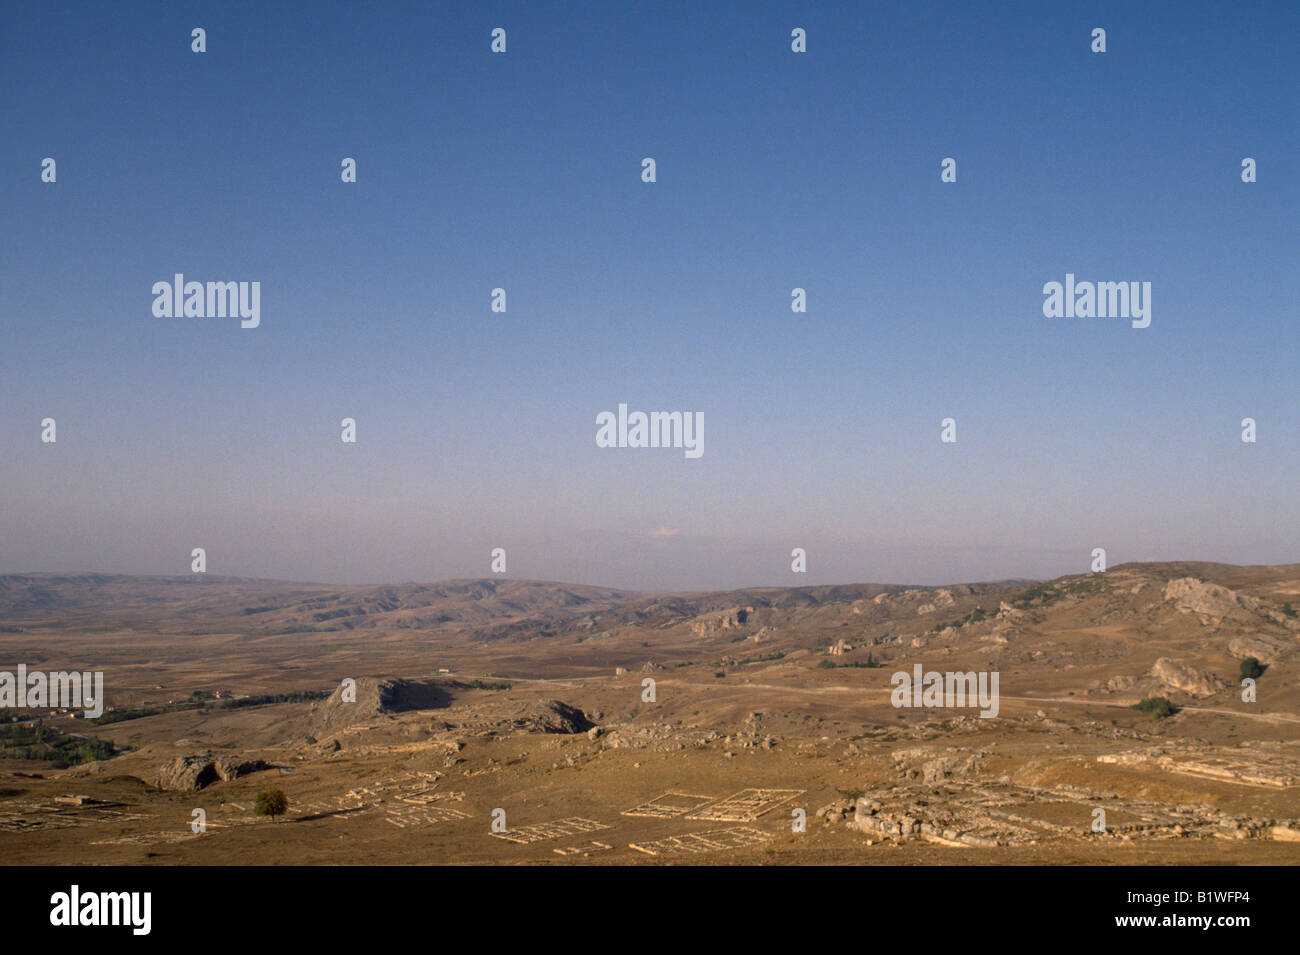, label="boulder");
[1228,634,1292,666]
[1150,657,1227,697]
